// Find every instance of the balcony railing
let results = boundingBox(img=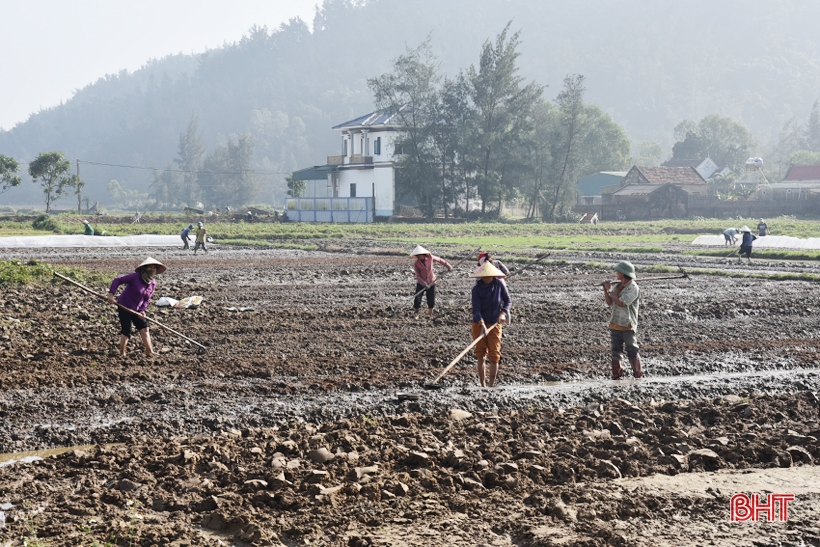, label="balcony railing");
[327,155,343,165]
